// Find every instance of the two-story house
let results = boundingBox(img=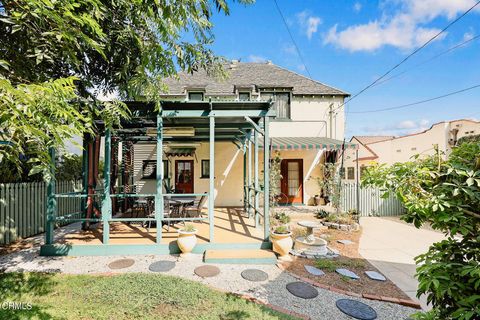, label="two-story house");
[132,61,353,206]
